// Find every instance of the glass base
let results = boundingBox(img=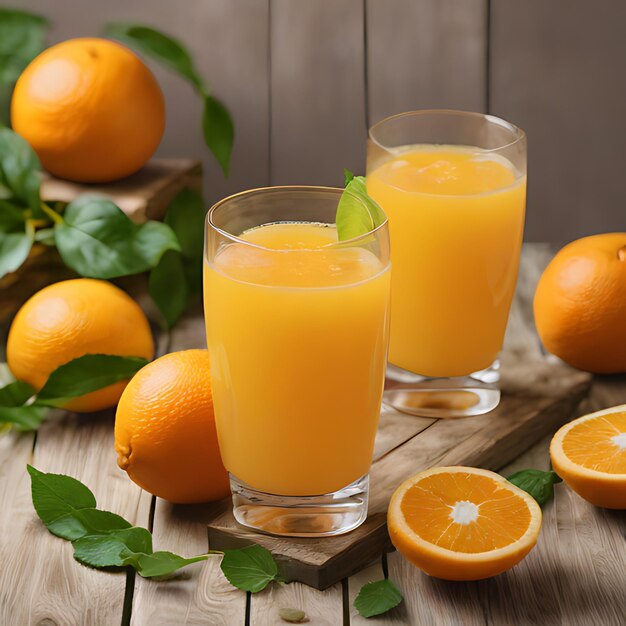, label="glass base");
[230,473,369,537]
[383,360,500,419]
